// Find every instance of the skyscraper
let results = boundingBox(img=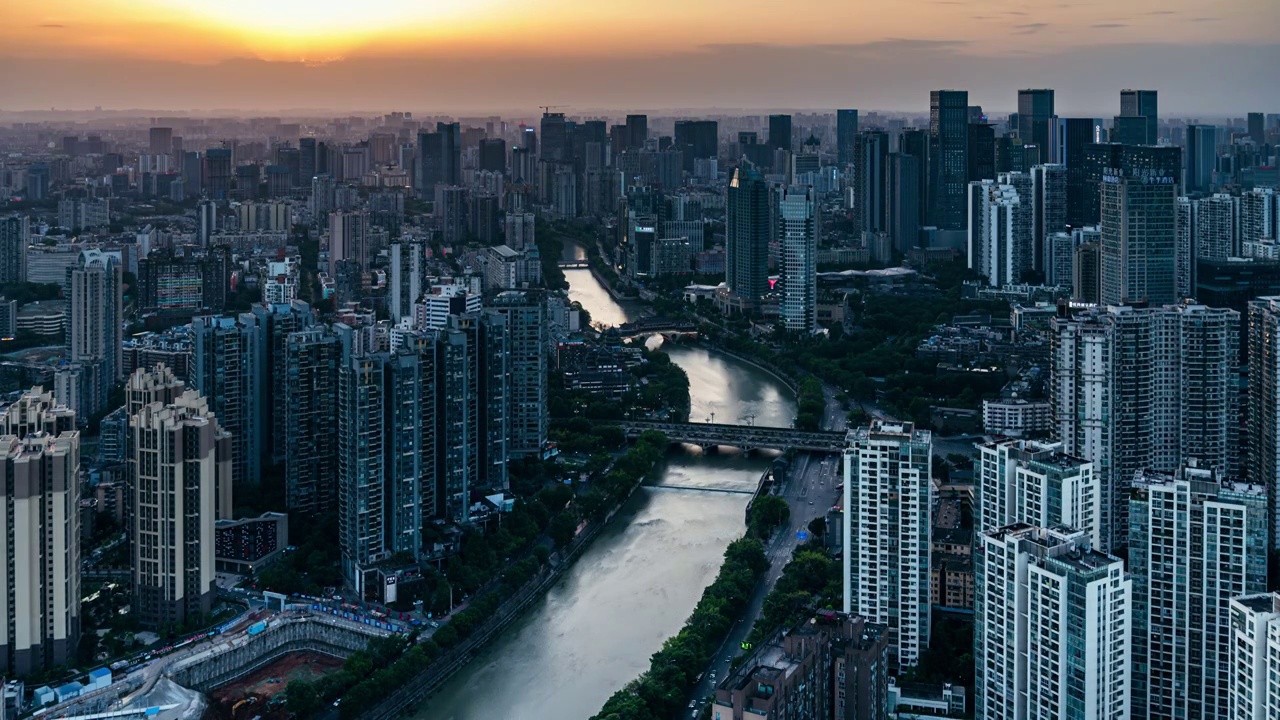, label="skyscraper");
[130,386,232,629]
[1031,163,1067,274]
[965,122,996,183]
[1128,463,1268,720]
[854,130,890,233]
[975,524,1130,720]
[283,328,341,514]
[929,90,970,231]
[886,153,920,254]
[0,214,28,285]
[625,114,648,151]
[1196,193,1240,261]
[328,210,369,274]
[777,186,818,333]
[967,179,1030,286]
[1120,88,1159,144]
[192,313,265,491]
[1248,112,1266,145]
[768,114,792,152]
[1247,296,1280,546]
[149,126,173,156]
[417,123,461,192]
[1084,143,1182,226]
[539,112,569,163]
[725,166,770,309]
[1100,153,1180,306]
[1227,593,1280,720]
[478,138,507,173]
[389,240,424,323]
[203,148,232,200]
[1055,117,1103,226]
[976,438,1100,548]
[65,249,122,417]
[337,352,386,595]
[1016,89,1055,153]
[0,389,79,676]
[1051,303,1240,549]
[1185,124,1218,194]
[1241,187,1277,246]
[900,129,931,230]
[488,291,548,456]
[836,109,858,167]
[843,421,932,668]
[672,120,718,172]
